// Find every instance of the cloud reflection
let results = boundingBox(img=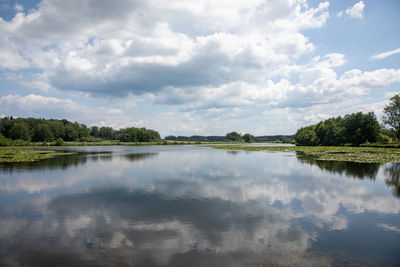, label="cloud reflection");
[0,147,399,265]
[1,188,318,266]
